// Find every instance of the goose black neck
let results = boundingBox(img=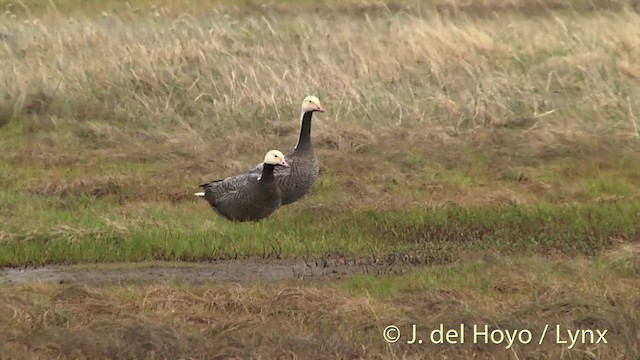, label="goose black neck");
[295,111,314,151]
[260,163,276,183]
